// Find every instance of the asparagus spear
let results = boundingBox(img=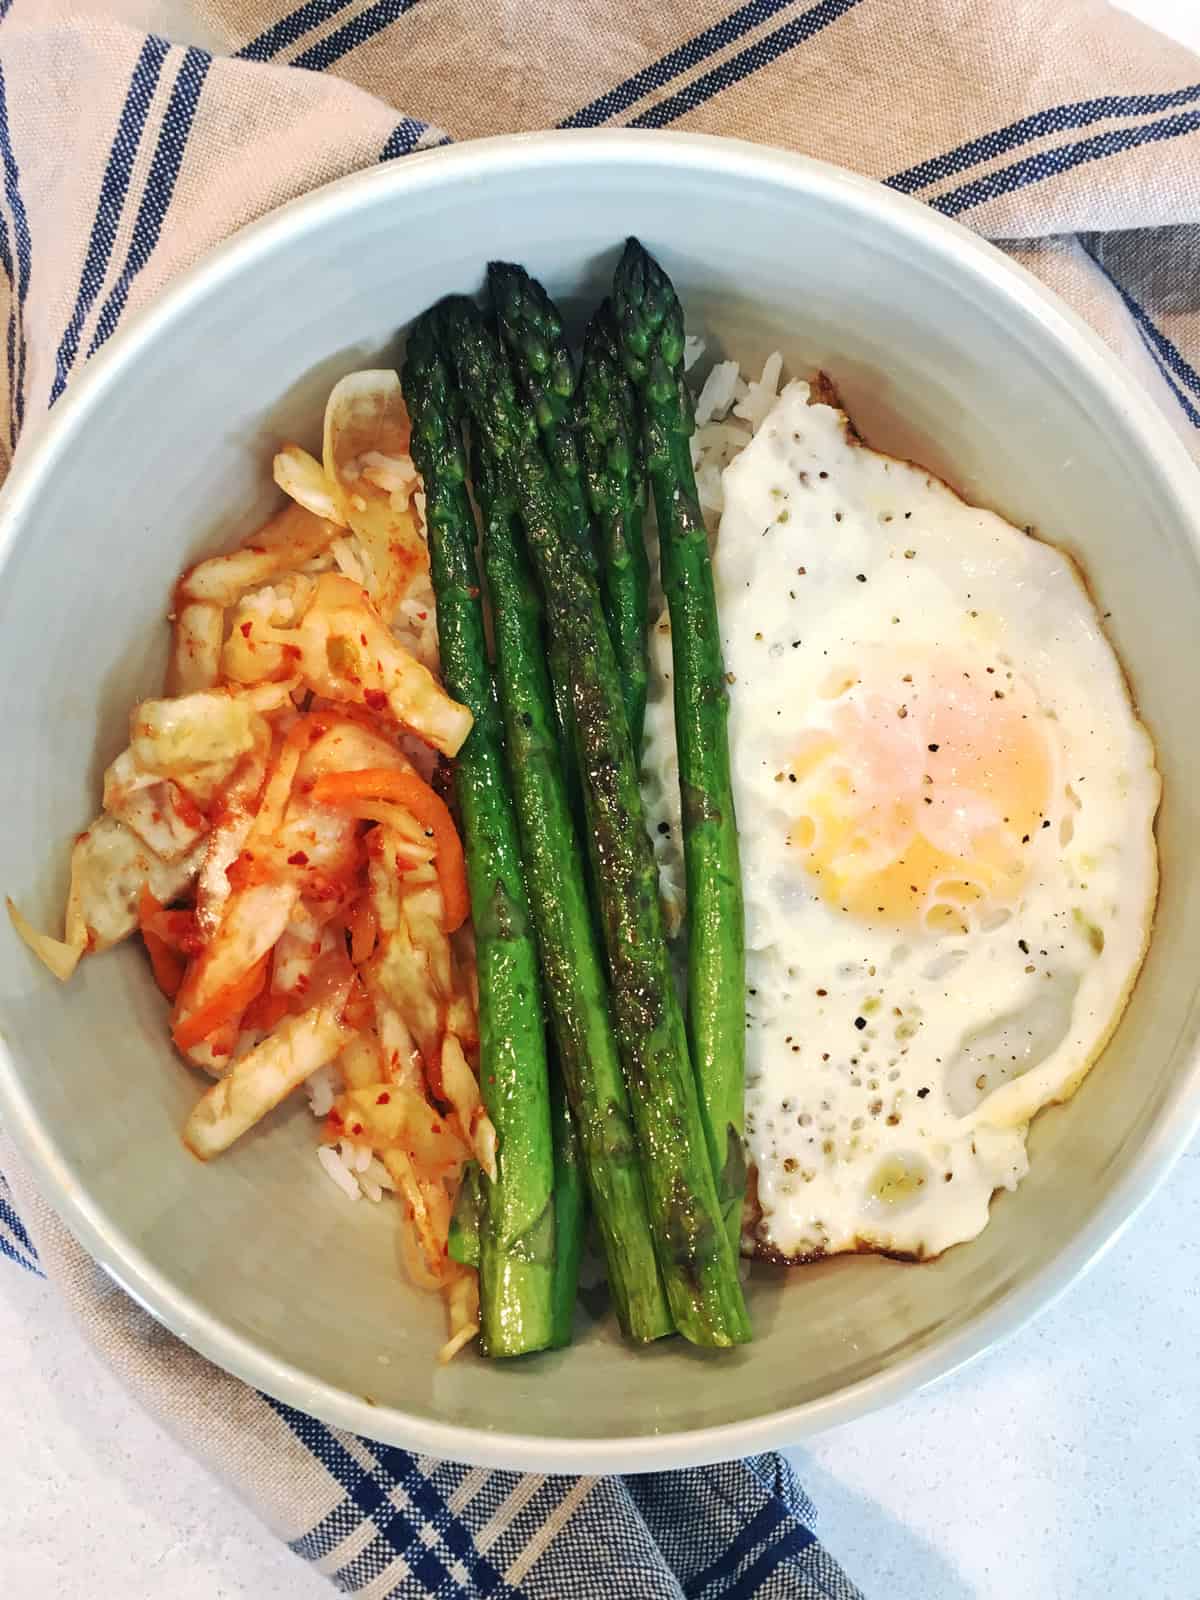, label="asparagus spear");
[547,1066,586,1348]
[441,294,749,1348]
[613,239,747,1257]
[448,1161,482,1268]
[403,311,555,1358]
[577,300,651,751]
[488,262,594,565]
[472,442,672,1344]
[488,261,597,821]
